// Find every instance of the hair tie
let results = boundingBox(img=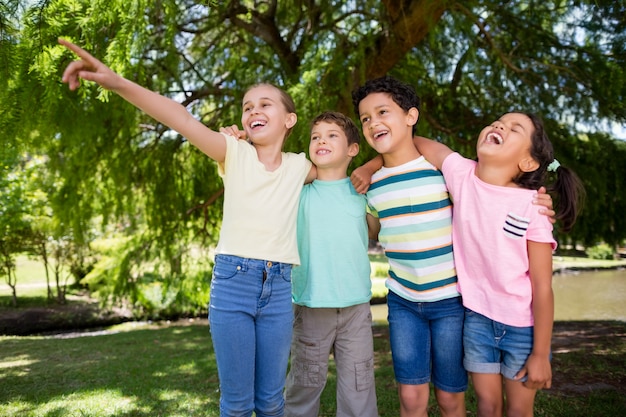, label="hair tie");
[547,159,560,172]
